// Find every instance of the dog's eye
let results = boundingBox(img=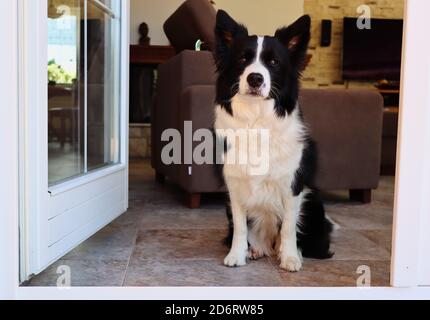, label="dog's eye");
[269,59,279,66]
[239,57,248,64]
